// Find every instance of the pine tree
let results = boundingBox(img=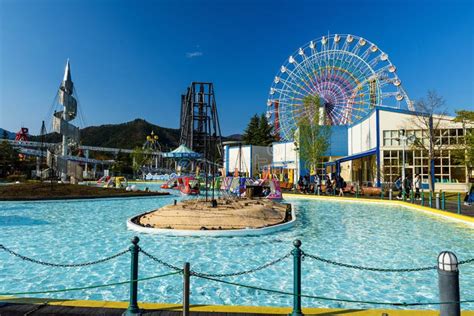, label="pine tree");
[242,114,275,146]
[242,114,260,145]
